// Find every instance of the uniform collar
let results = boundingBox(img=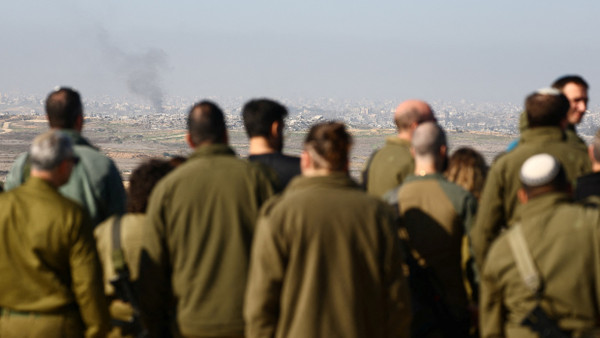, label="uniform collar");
[385,136,411,146]
[59,129,97,149]
[520,127,566,143]
[512,191,571,223]
[23,176,59,192]
[189,144,236,159]
[404,172,445,183]
[286,172,358,192]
